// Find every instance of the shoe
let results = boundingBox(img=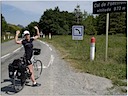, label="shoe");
[32,83,41,87]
